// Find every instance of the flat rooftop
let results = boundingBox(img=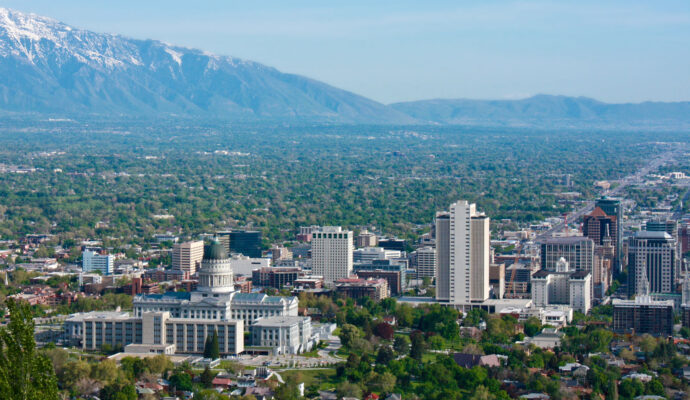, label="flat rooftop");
[251,316,308,327]
[65,311,132,322]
